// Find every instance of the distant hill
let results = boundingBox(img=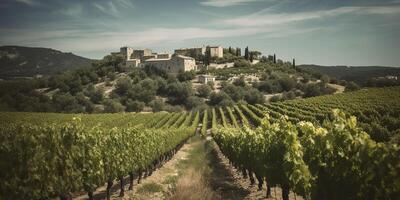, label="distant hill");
[0,46,93,78]
[299,65,400,83]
